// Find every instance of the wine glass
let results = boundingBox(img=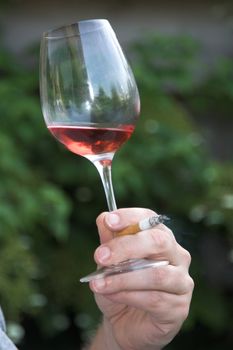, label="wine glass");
[40,19,167,282]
